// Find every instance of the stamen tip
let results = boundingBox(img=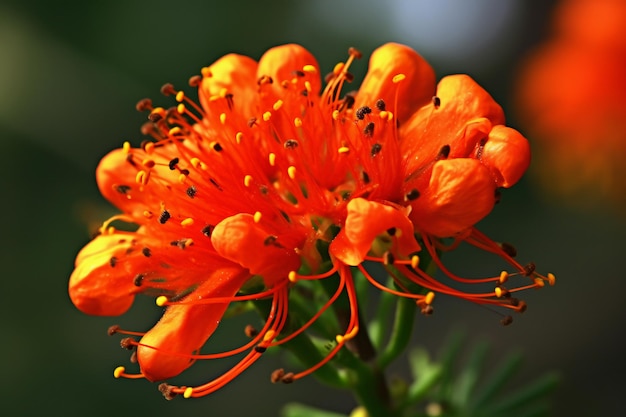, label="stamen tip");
[156,296,169,307]
[392,73,406,83]
[113,366,125,378]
